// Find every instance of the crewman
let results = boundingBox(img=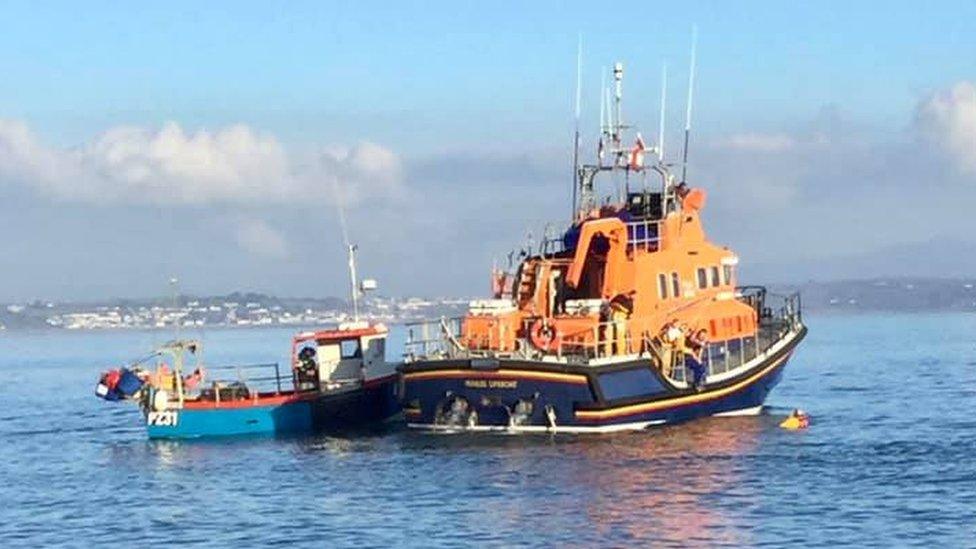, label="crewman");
[683,328,709,391]
[659,321,684,377]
